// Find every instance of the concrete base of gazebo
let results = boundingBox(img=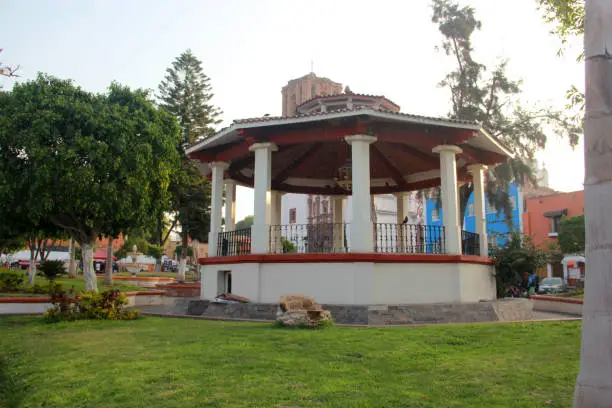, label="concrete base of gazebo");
[199,254,496,305]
